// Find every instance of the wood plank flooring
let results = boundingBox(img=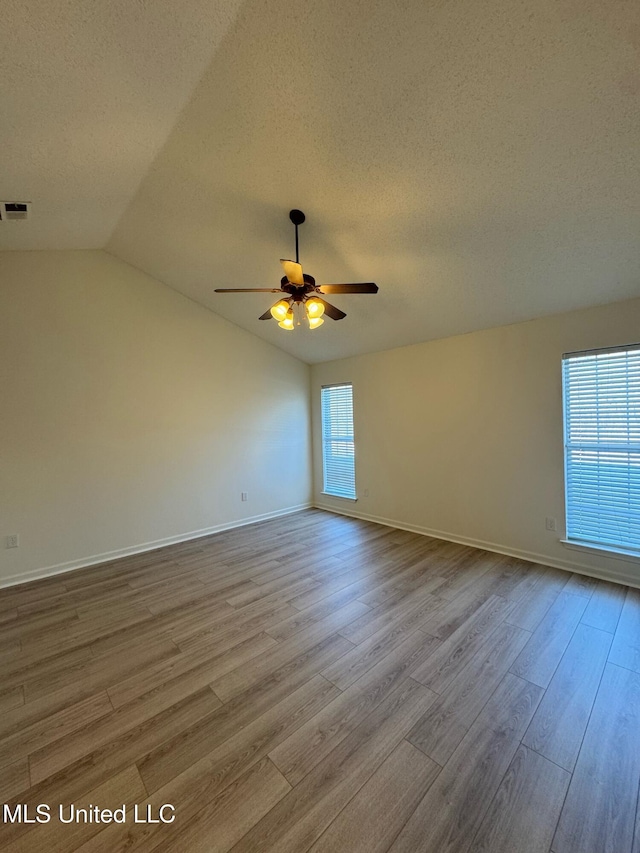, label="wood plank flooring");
[1,509,639,853]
